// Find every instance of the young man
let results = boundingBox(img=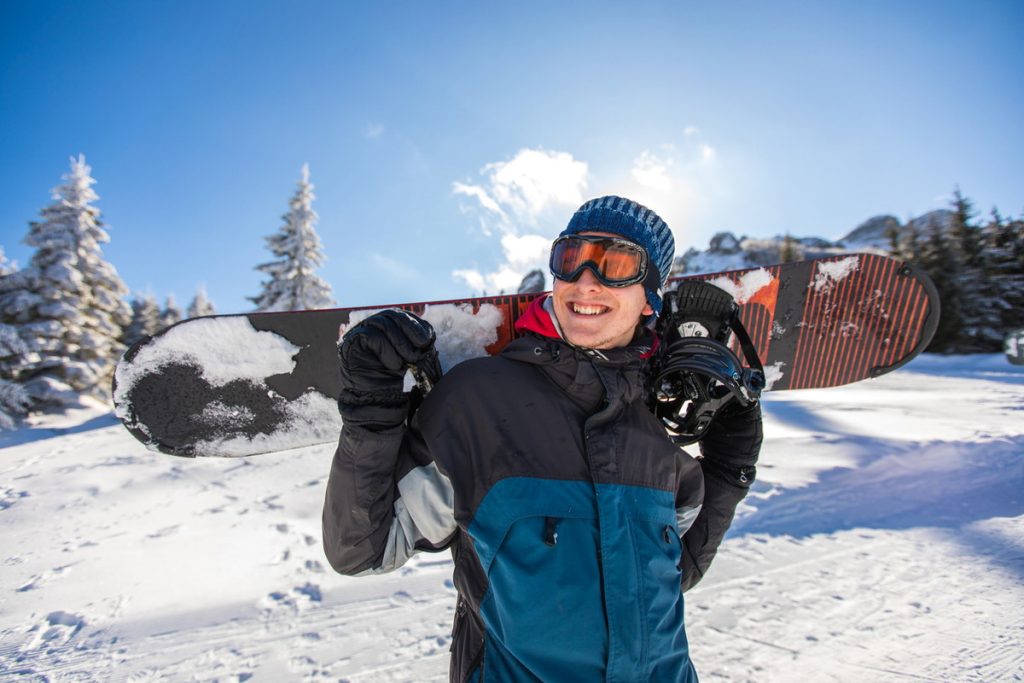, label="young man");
[323,196,763,682]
